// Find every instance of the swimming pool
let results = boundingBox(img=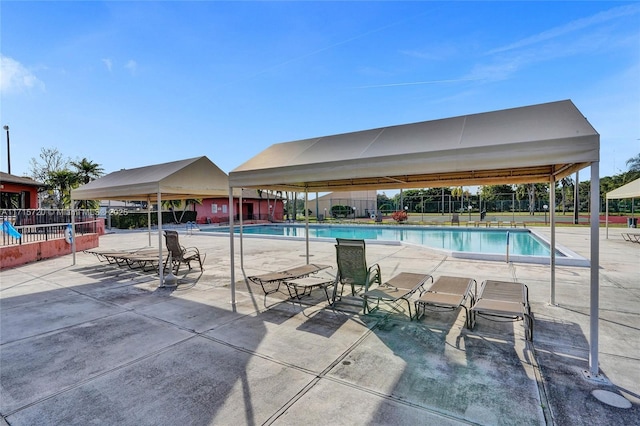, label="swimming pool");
[202,224,584,264]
